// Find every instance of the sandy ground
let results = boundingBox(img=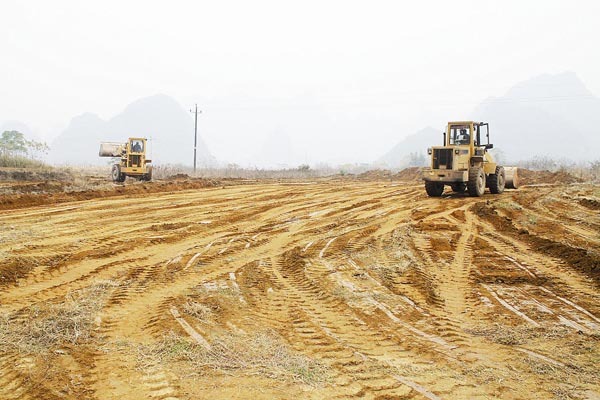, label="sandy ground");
[0,179,599,399]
